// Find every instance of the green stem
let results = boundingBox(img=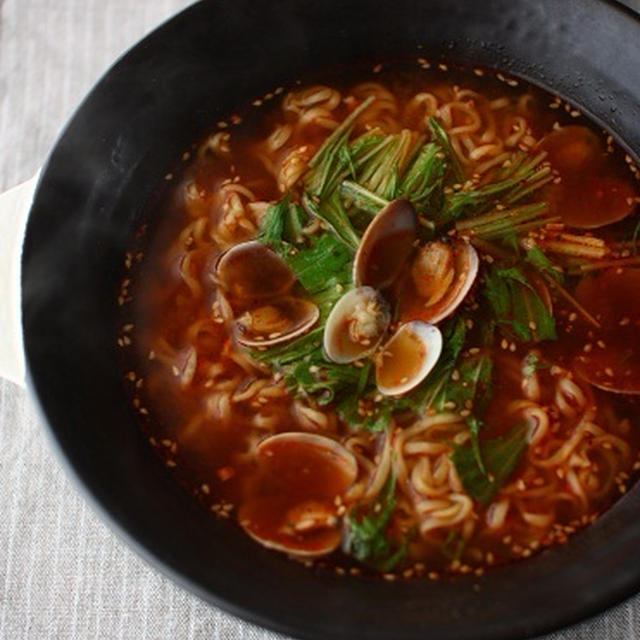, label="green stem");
[340,180,389,214]
[456,203,548,235]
